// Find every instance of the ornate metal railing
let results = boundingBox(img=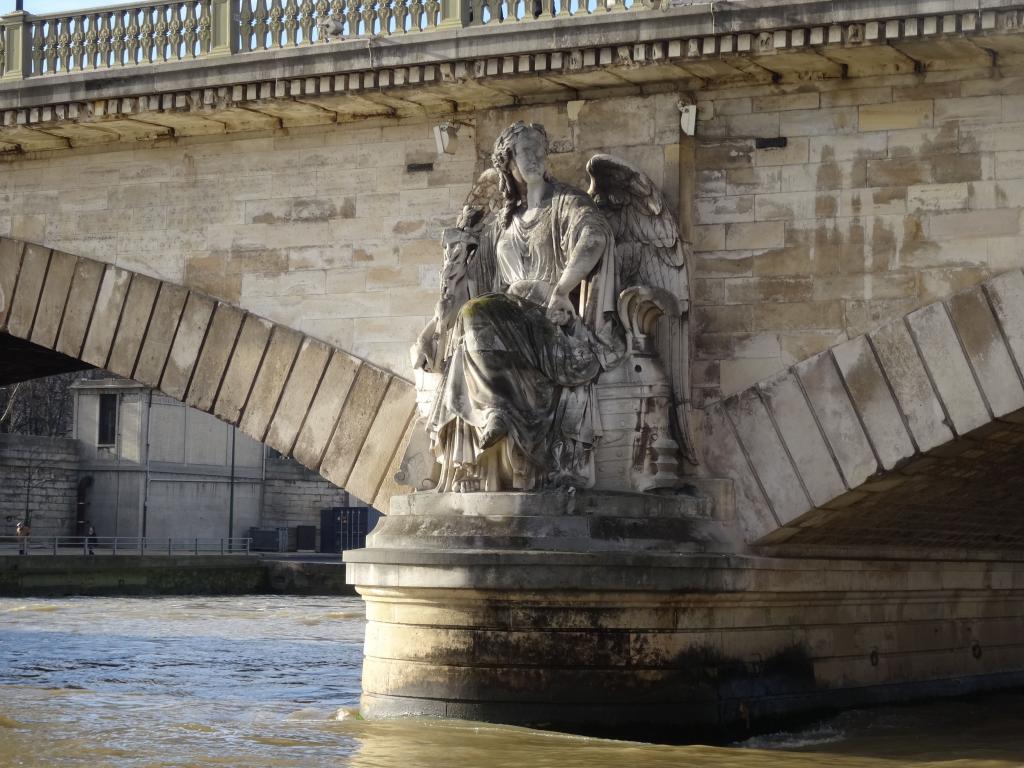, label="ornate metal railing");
[0,0,645,79]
